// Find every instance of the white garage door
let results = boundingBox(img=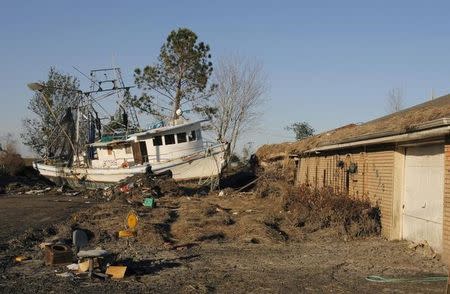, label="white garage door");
[402,144,444,252]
